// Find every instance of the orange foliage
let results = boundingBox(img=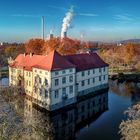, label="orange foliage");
[25,39,45,54]
[57,38,81,55]
[43,38,60,54]
[25,37,83,55]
